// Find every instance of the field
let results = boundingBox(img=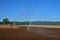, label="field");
[0,25,60,40]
